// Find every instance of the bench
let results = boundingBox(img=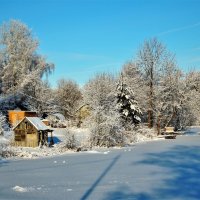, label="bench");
[163,127,177,139]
